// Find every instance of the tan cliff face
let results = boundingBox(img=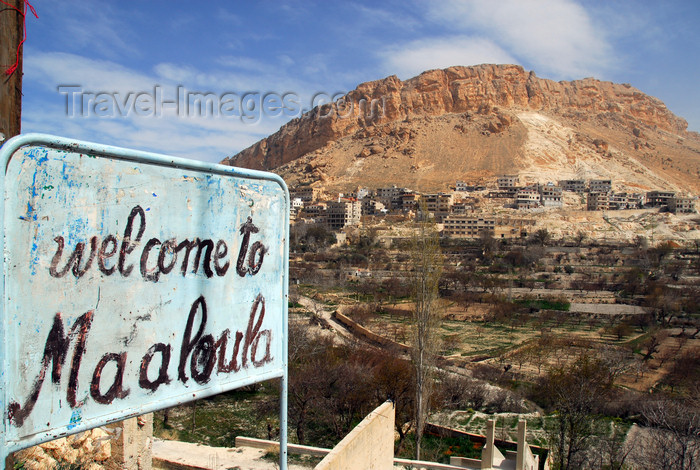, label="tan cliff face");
[223,64,700,193]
